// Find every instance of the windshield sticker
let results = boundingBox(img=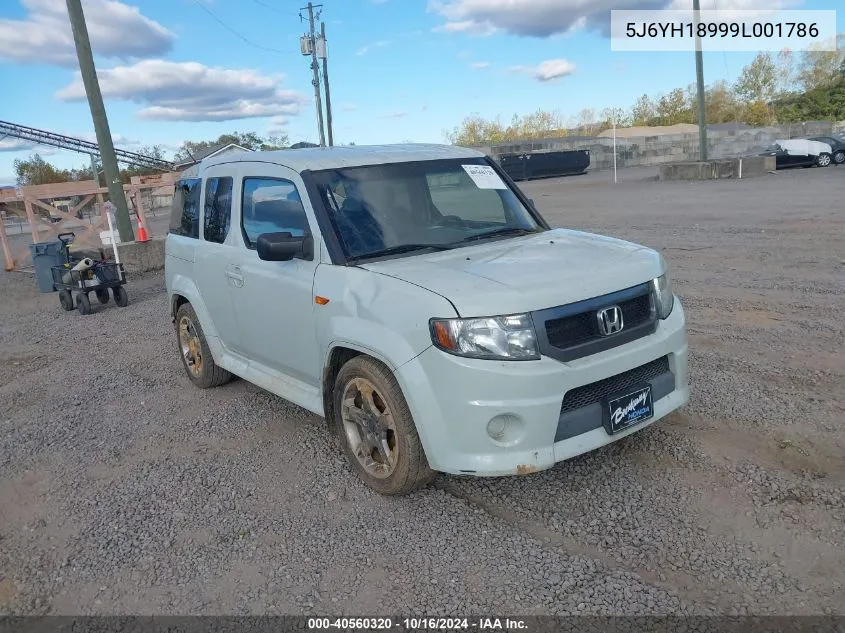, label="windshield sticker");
[462,164,508,190]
